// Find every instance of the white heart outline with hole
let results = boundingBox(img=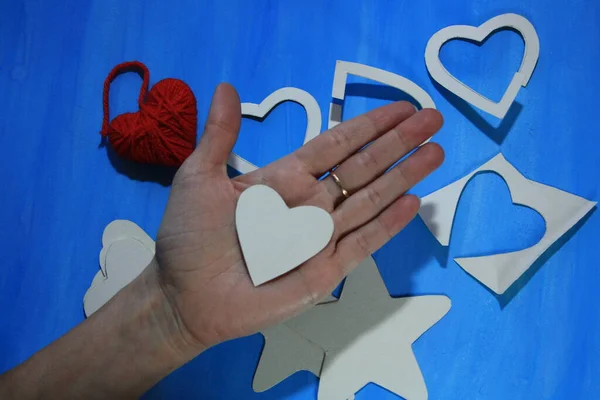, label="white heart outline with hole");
[425,13,540,119]
[236,184,334,286]
[228,87,322,174]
